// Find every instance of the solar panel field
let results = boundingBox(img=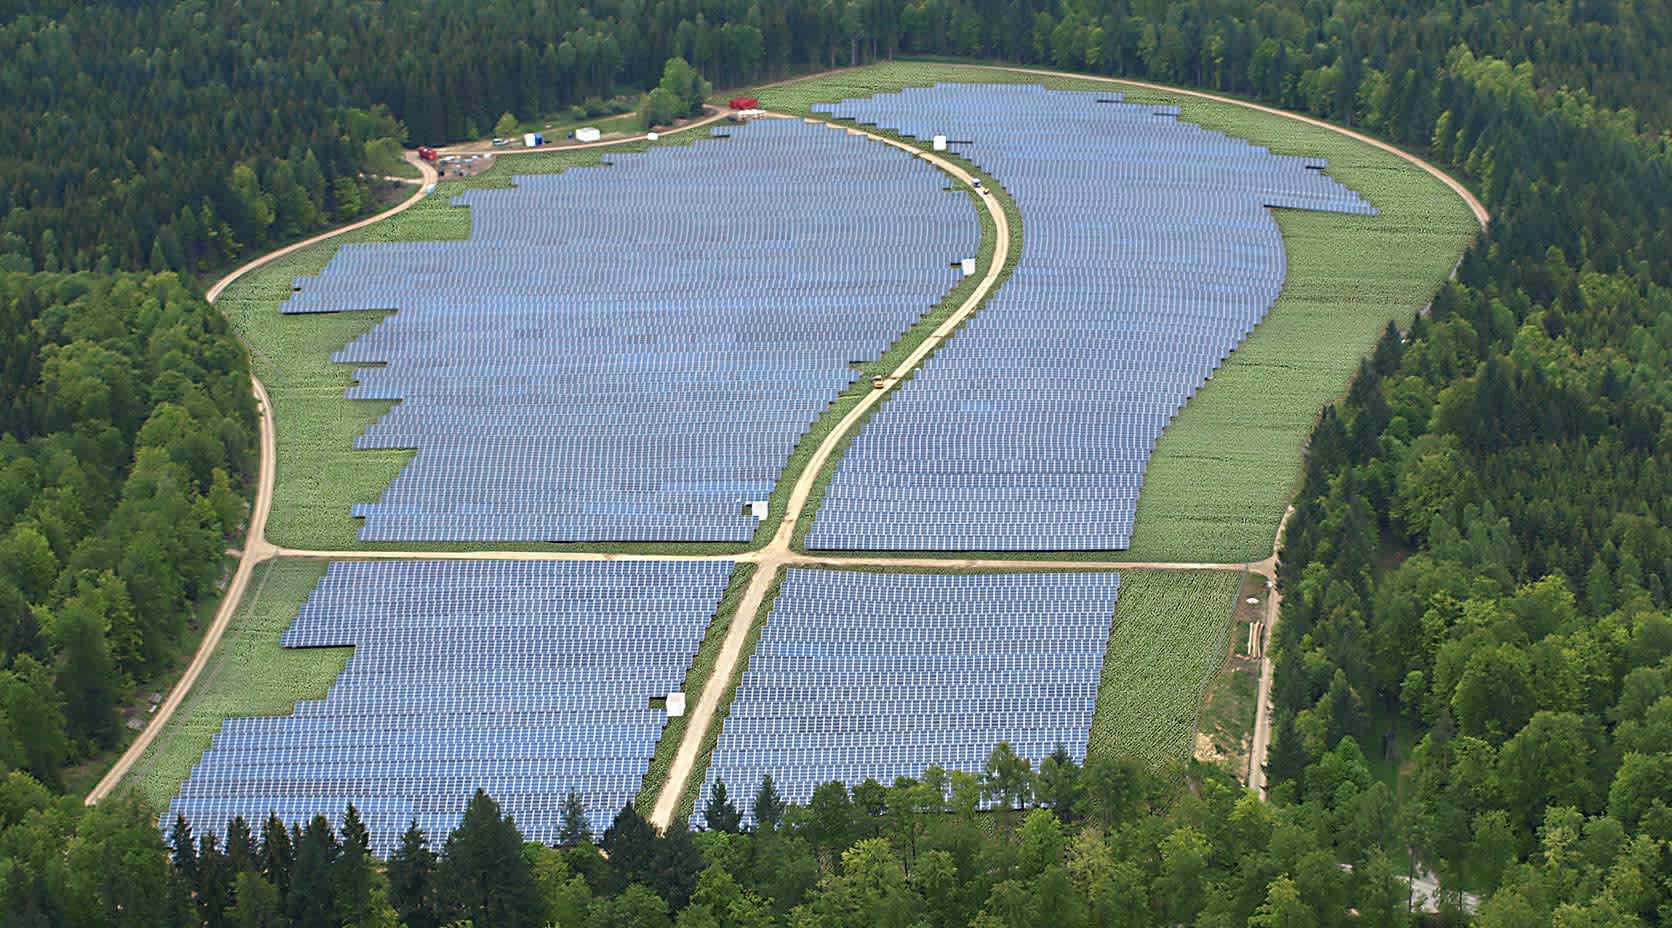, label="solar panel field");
[806,84,1375,551]
[763,61,1478,562]
[698,569,1123,824]
[285,122,975,544]
[121,61,1479,843]
[169,560,733,850]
